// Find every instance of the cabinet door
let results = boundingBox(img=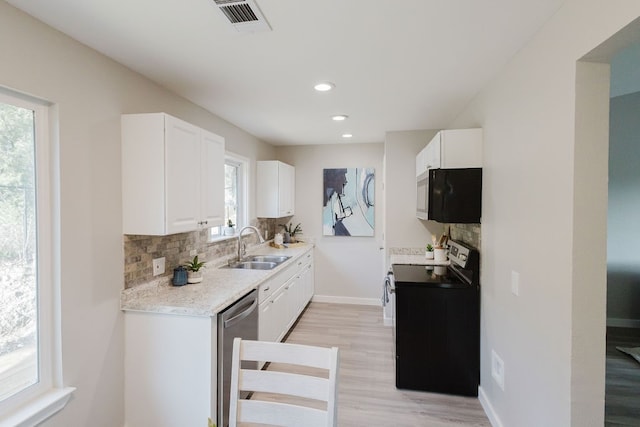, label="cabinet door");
[165,116,201,234]
[278,162,295,217]
[416,146,428,176]
[440,128,482,168]
[200,130,225,228]
[256,161,278,218]
[301,261,314,306]
[288,275,306,330]
[426,133,441,170]
[271,286,288,342]
[257,161,295,218]
[259,300,277,342]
